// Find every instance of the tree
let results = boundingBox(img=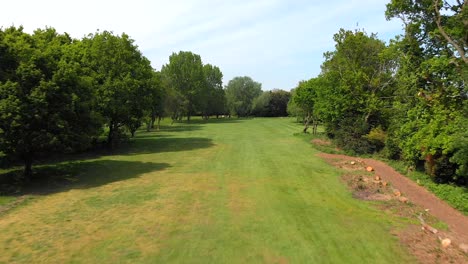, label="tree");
[386,0,467,65]
[386,0,468,183]
[225,76,262,117]
[78,31,154,147]
[162,51,205,121]
[252,90,290,117]
[202,64,224,118]
[145,71,165,131]
[290,79,325,134]
[317,29,397,153]
[287,88,306,122]
[251,91,271,117]
[0,27,101,178]
[268,89,290,117]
